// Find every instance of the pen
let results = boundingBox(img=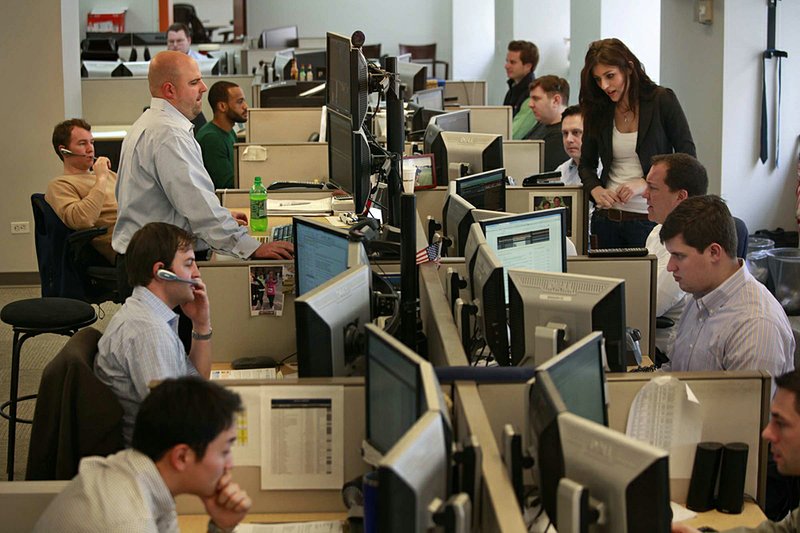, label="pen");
[278,201,311,206]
